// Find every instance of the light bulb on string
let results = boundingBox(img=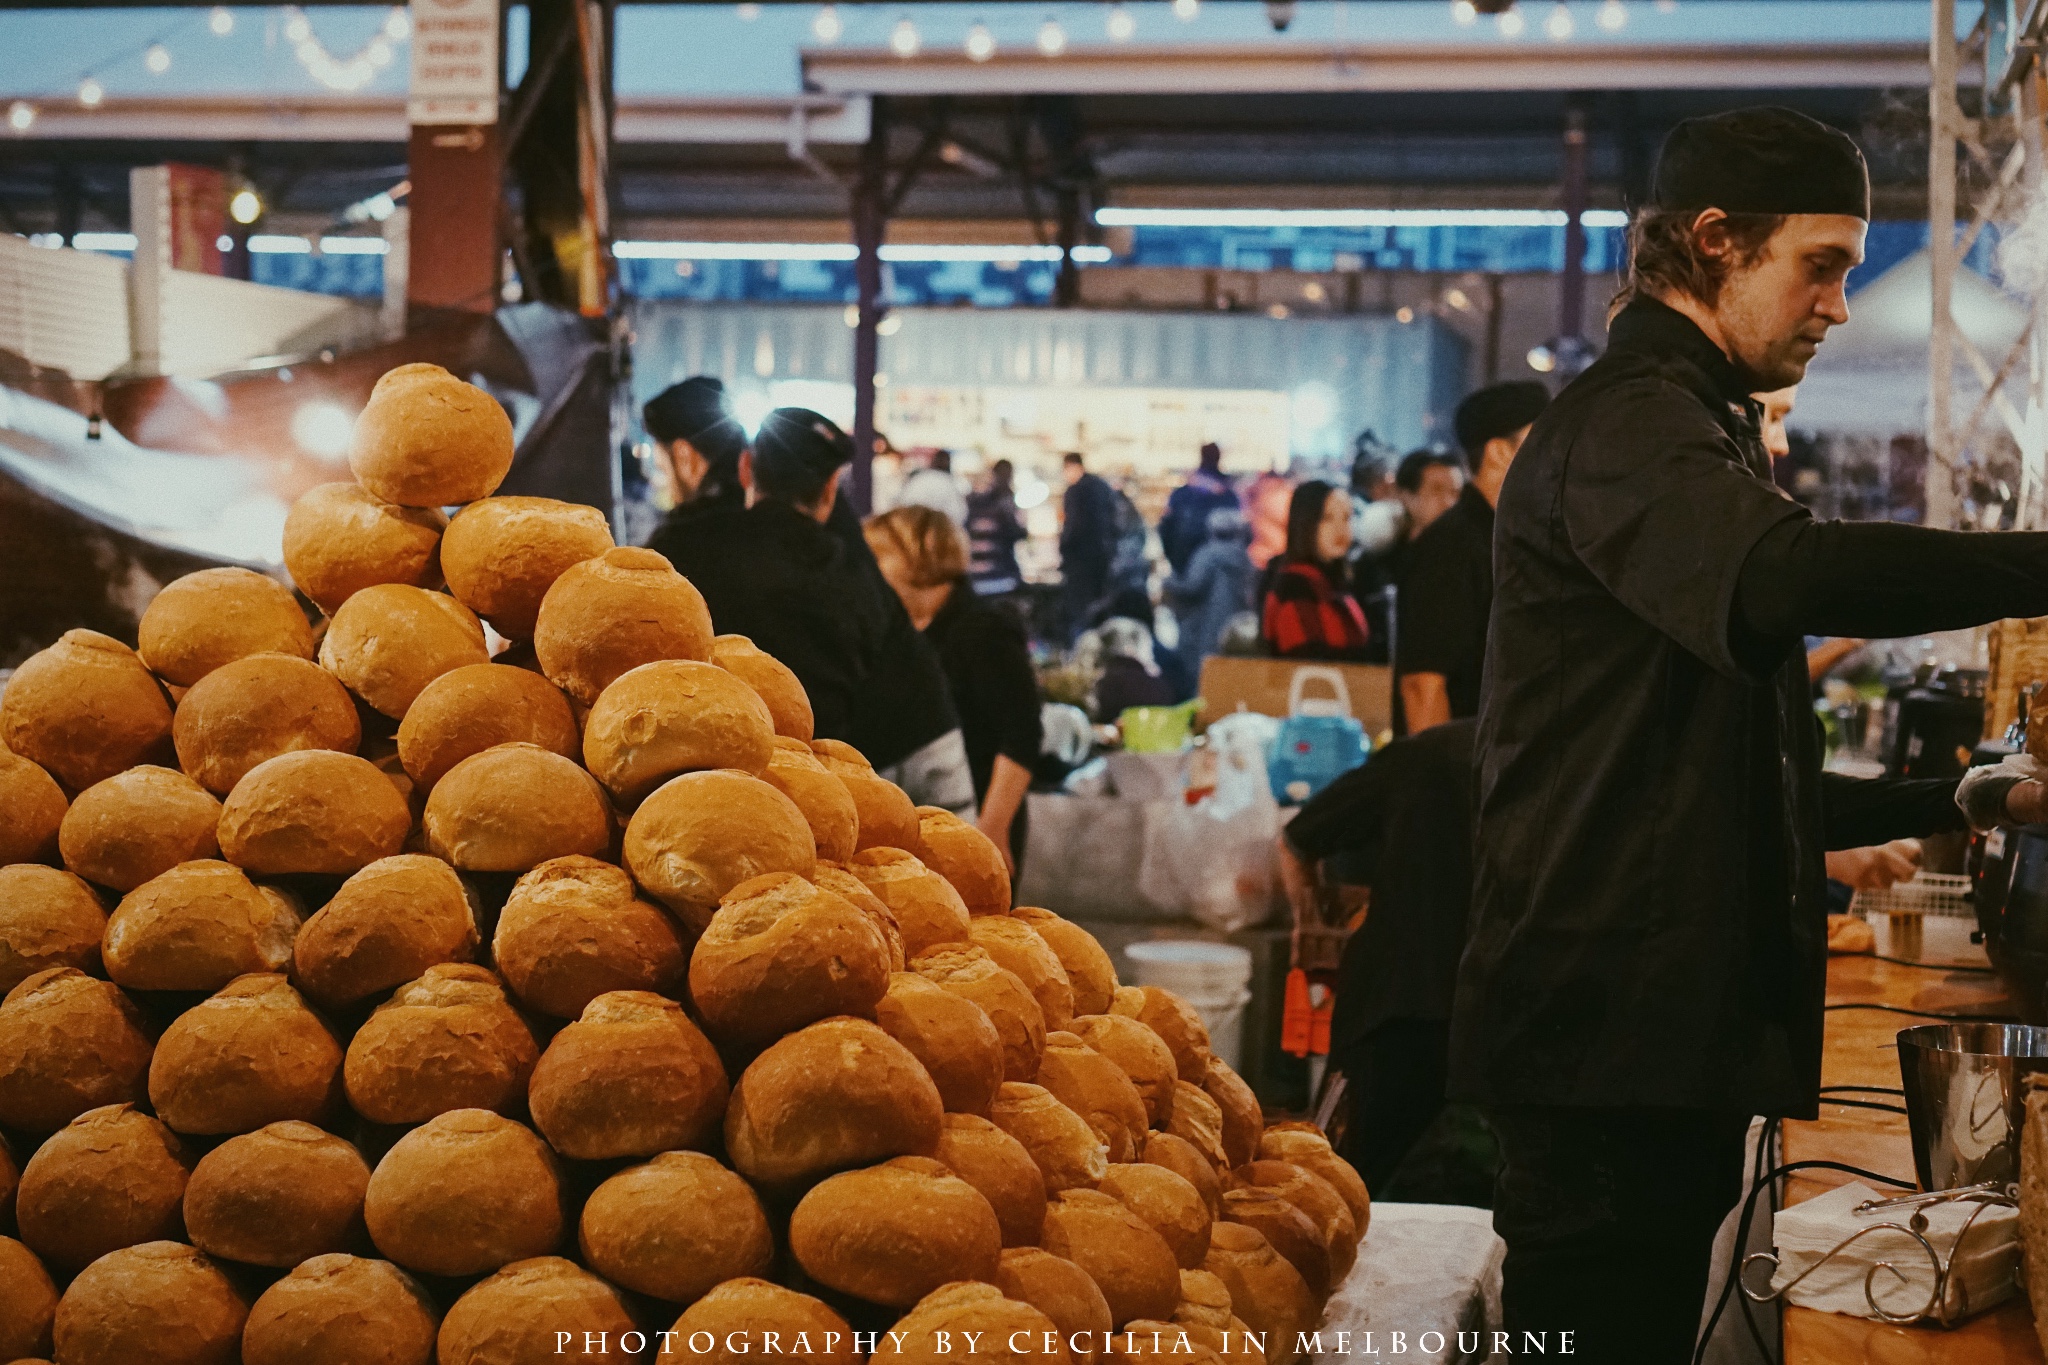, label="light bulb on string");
[812,5,844,42]
[1451,0,1478,22]
[964,20,997,60]
[229,187,263,225]
[1173,0,1200,19]
[1037,17,1068,54]
[145,44,171,73]
[384,8,411,40]
[7,100,34,133]
[1106,3,1137,41]
[1597,0,1627,29]
[76,78,104,108]
[208,5,233,36]
[1497,7,1526,36]
[737,2,763,18]
[1544,2,1573,39]
[367,36,394,67]
[890,17,921,56]
[284,10,312,43]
